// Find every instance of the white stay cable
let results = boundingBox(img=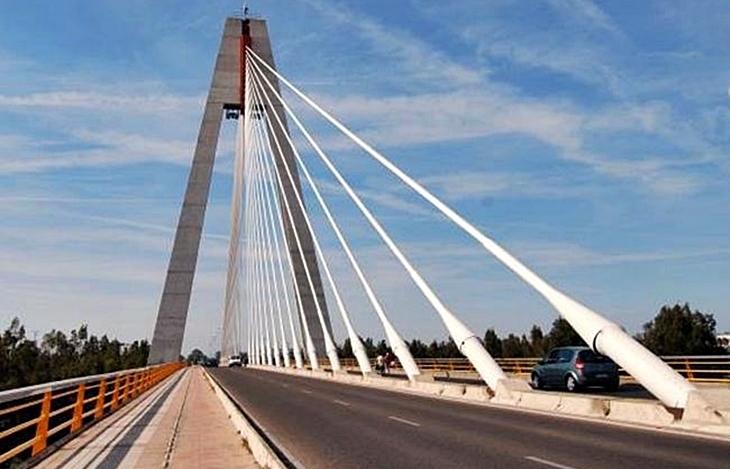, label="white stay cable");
[232,118,245,355]
[261,150,305,370]
[244,71,262,365]
[249,97,317,369]
[242,104,255,364]
[249,65,387,376]
[250,105,270,366]
[258,169,292,369]
[249,50,699,409]
[256,121,307,371]
[243,68,256,365]
[251,119,284,367]
[248,120,263,364]
[259,132,319,372]
[253,123,299,370]
[252,114,283,368]
[263,149,317,370]
[246,60,315,370]
[249,72,342,372]
[250,69,368,374]
[249,52,508,387]
[222,117,244,359]
[248,57,420,376]
[253,126,275,367]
